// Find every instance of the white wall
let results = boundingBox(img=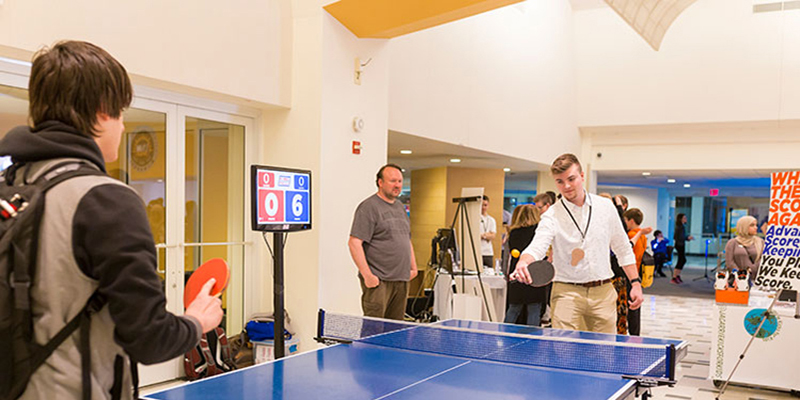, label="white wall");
[0,0,292,107]
[597,186,659,244]
[318,14,390,316]
[388,0,580,166]
[575,0,800,126]
[582,121,800,173]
